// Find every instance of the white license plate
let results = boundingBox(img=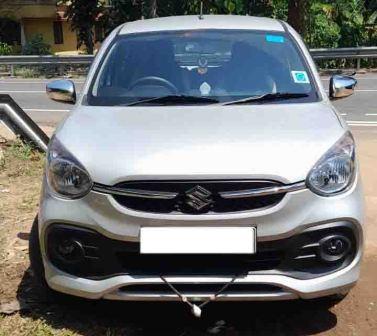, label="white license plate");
[140,226,256,254]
